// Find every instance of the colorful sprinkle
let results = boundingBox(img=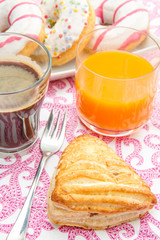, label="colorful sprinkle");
[67,43,71,49]
[48,19,55,28]
[59,34,63,38]
[68,25,71,29]
[61,47,66,52]
[69,8,72,14]
[63,29,67,34]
